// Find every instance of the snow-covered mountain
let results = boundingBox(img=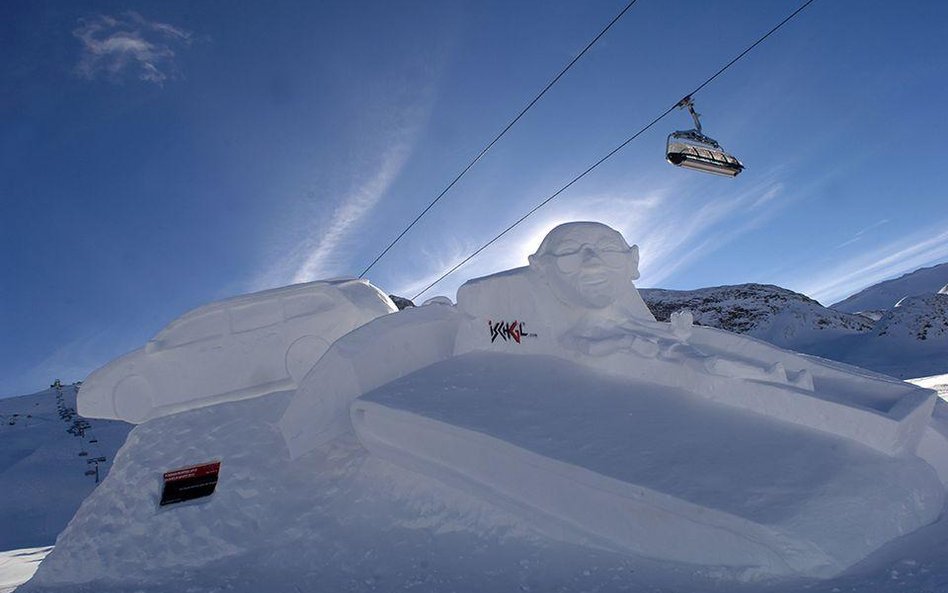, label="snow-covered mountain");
[0,384,131,550]
[875,292,948,341]
[810,292,948,378]
[831,262,948,313]
[640,284,873,350]
[642,282,948,379]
